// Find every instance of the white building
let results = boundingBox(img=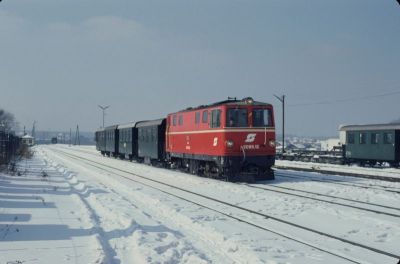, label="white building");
[22,134,35,146]
[320,138,341,151]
